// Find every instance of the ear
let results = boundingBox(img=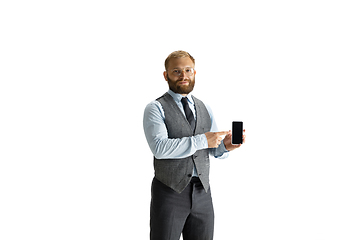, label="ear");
[163,71,168,82]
